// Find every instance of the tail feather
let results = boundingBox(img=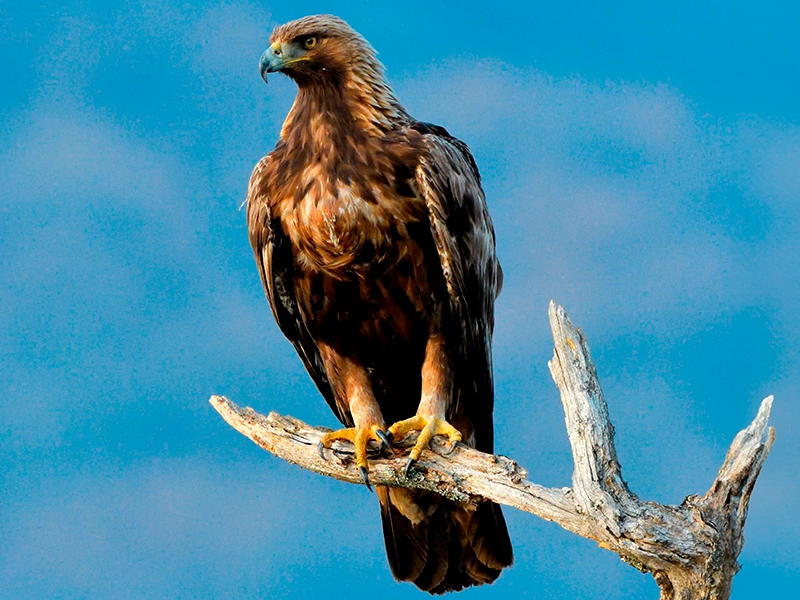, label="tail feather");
[377,486,513,594]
